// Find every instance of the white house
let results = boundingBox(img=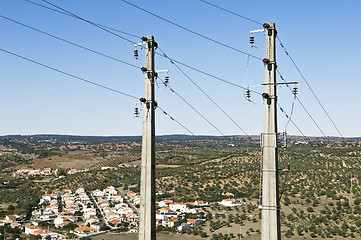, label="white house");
[156,214,168,220]
[92,189,105,197]
[108,194,123,203]
[105,186,118,195]
[83,208,97,219]
[162,217,181,228]
[219,199,245,206]
[25,225,41,234]
[187,219,200,226]
[6,214,24,222]
[177,223,191,231]
[169,203,188,212]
